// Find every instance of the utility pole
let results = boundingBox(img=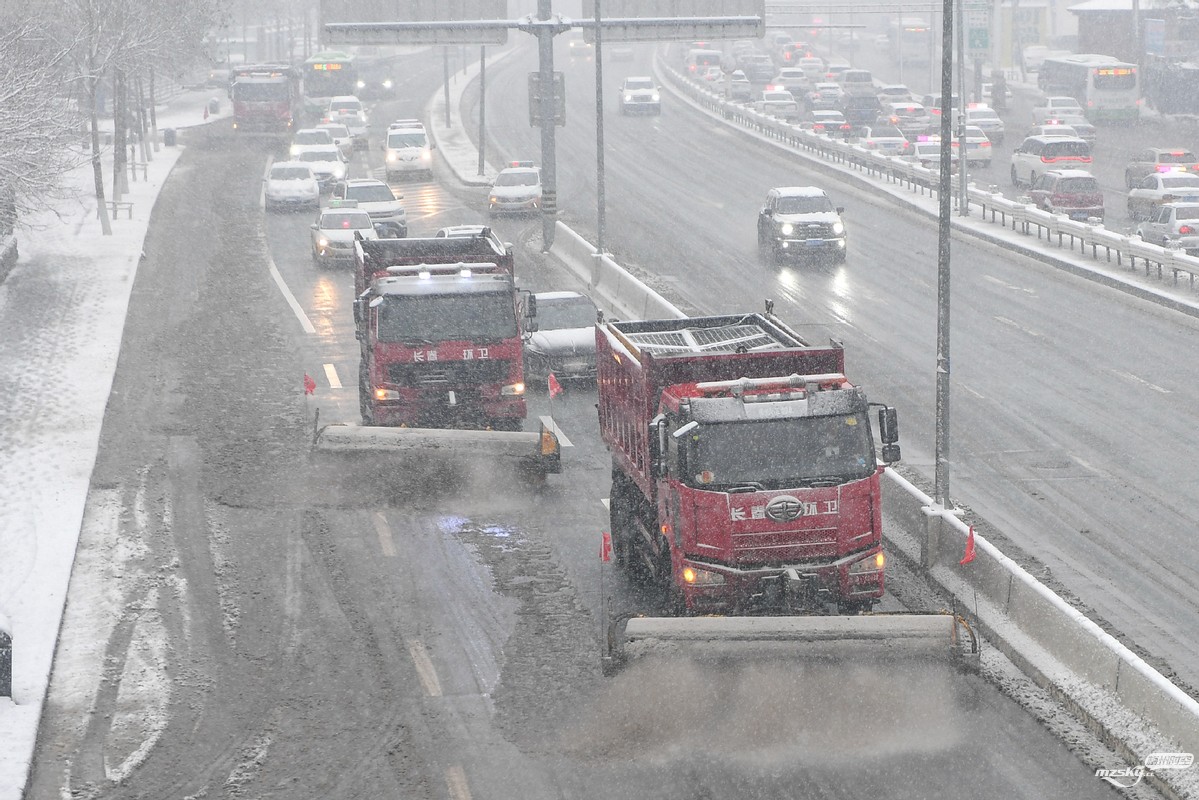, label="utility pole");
[956,0,969,216]
[935,0,955,507]
[594,0,607,258]
[536,0,559,250]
